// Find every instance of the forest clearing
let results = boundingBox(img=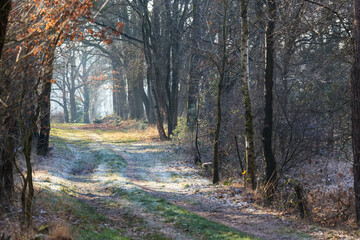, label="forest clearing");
[0,122,359,239]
